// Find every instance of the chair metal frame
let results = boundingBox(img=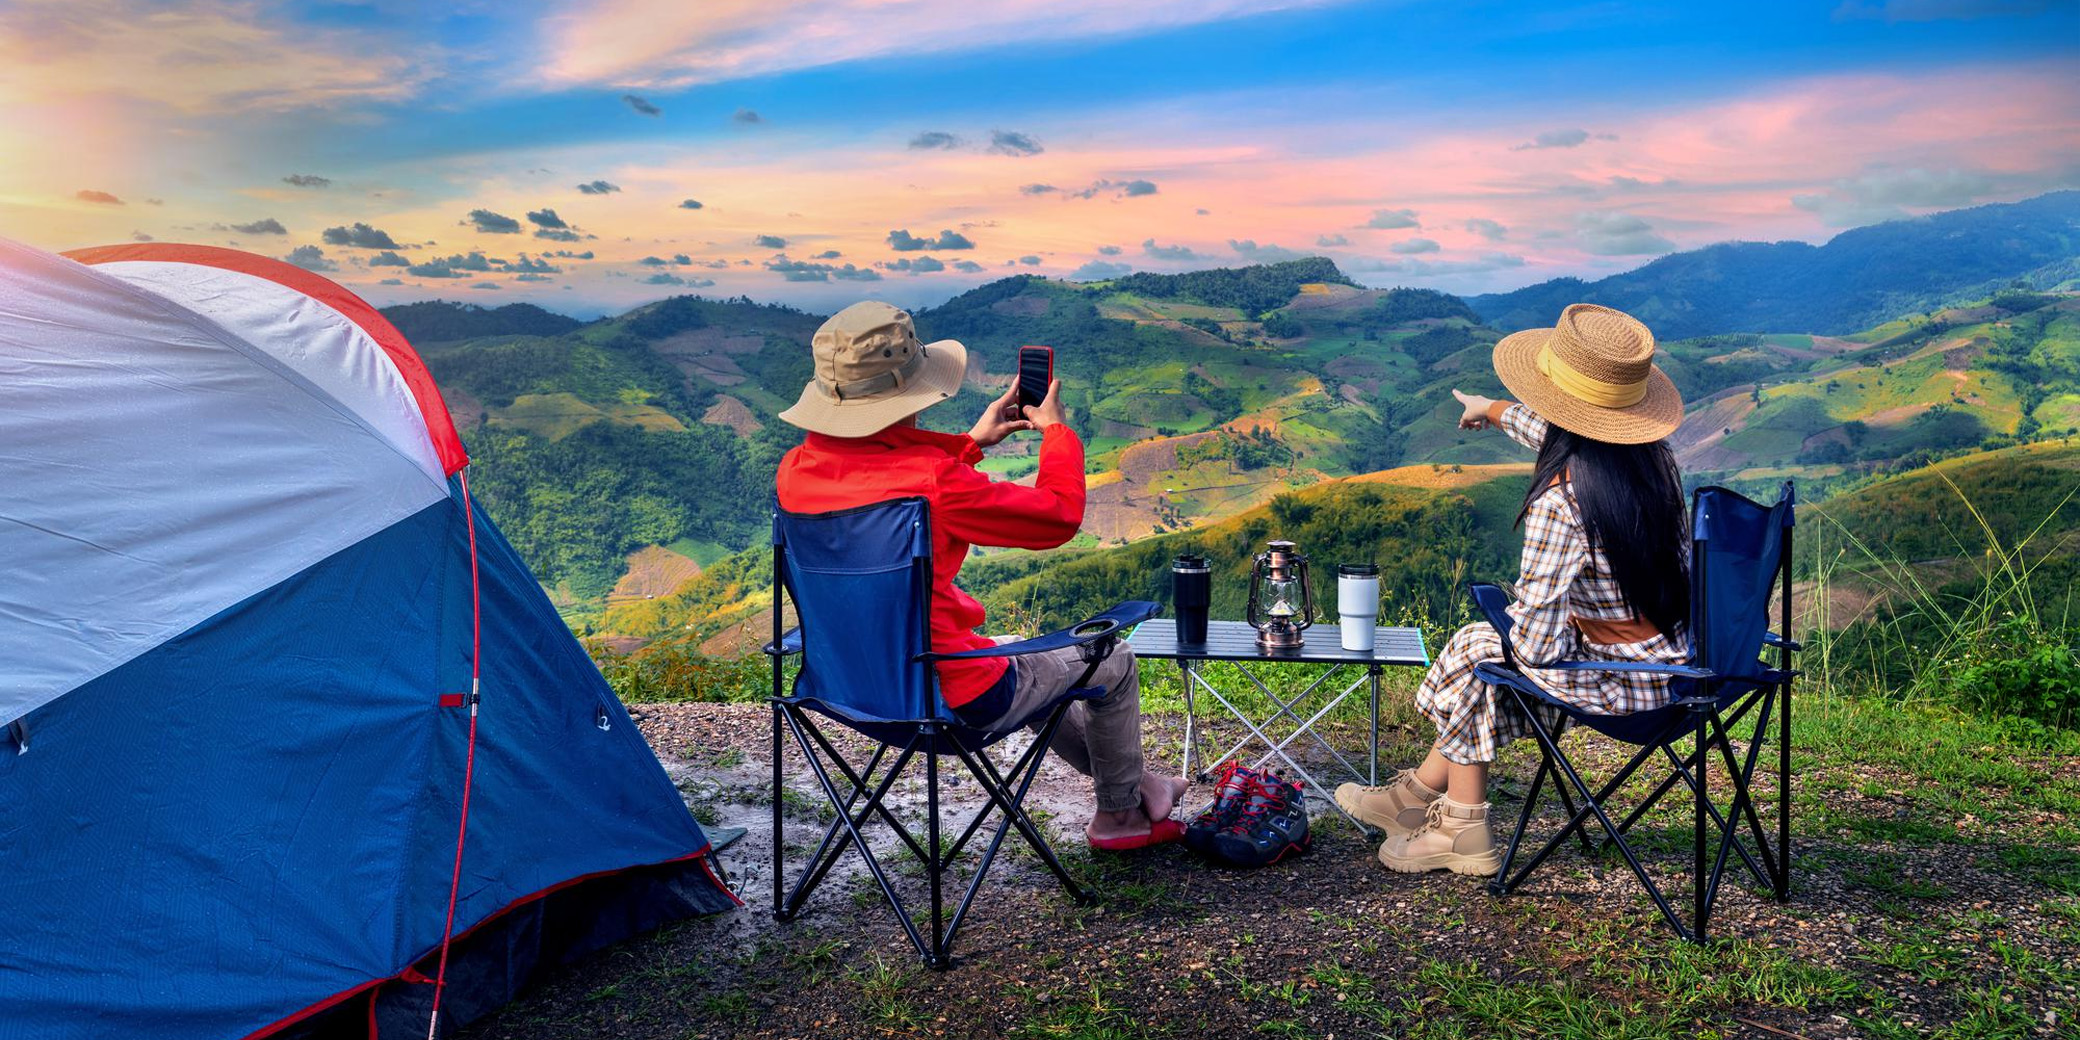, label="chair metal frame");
[765,497,1157,968]
[1471,482,1799,941]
